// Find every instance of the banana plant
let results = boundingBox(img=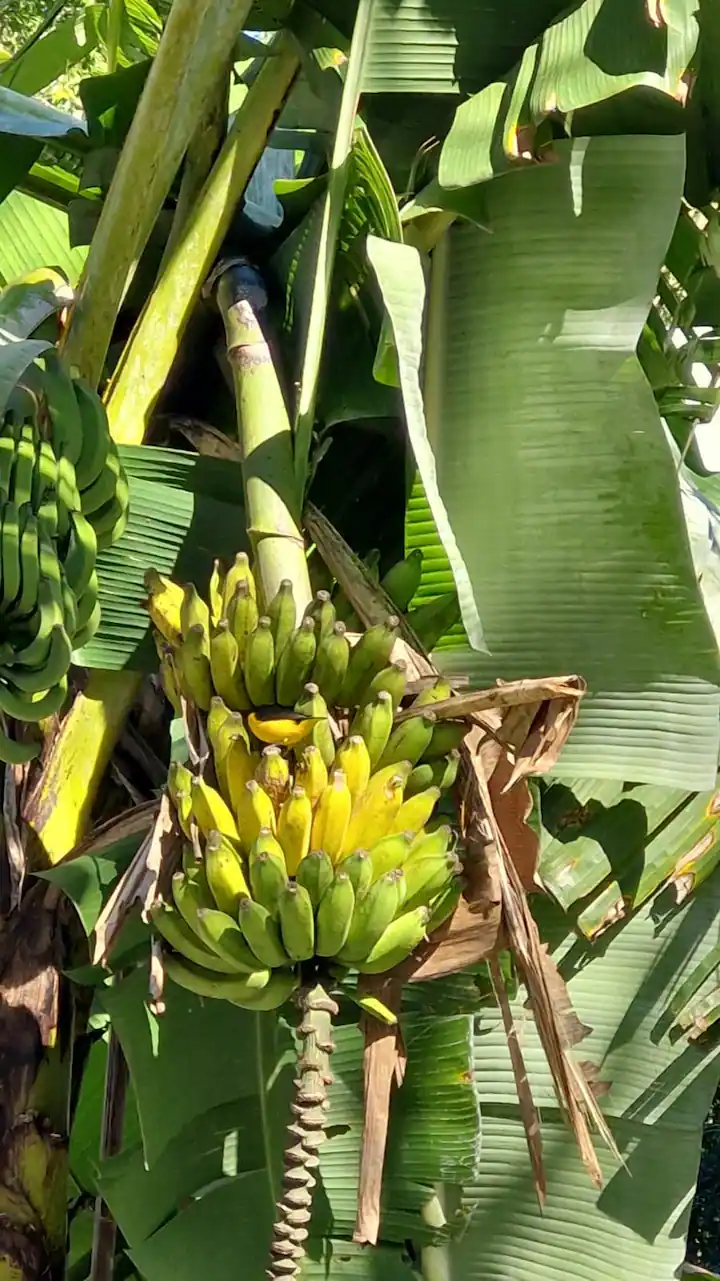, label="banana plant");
[0,2,719,1280]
